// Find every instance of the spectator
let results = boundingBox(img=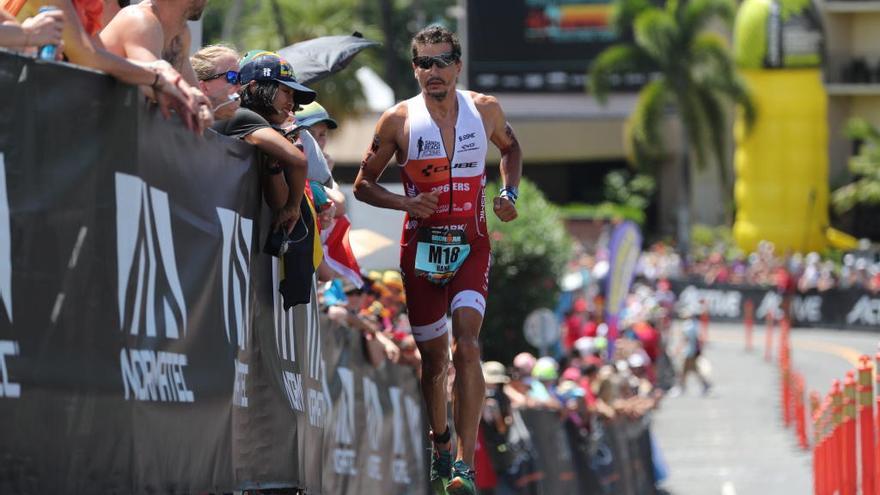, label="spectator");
[0,6,62,48]
[190,44,240,121]
[528,357,562,411]
[2,0,199,131]
[327,279,399,366]
[673,308,711,396]
[293,101,347,216]
[99,0,212,129]
[211,52,314,233]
